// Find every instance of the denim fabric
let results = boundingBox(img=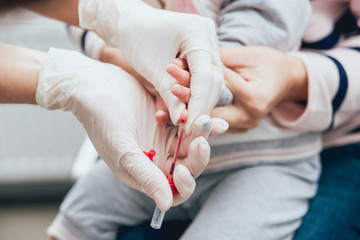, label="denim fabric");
[117,220,189,240]
[293,143,360,240]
